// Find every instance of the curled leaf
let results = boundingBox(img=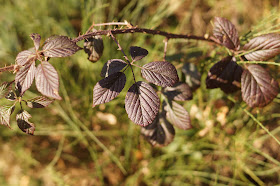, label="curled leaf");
[141,114,175,147]
[125,81,159,126]
[163,100,192,130]
[130,46,148,61]
[16,110,35,135]
[243,33,280,61]
[100,59,127,78]
[163,82,192,101]
[43,35,81,57]
[241,64,279,107]
[206,56,243,93]
[15,62,36,95]
[141,61,179,87]
[0,82,12,99]
[93,72,126,107]
[30,33,41,51]
[0,105,15,127]
[35,61,61,100]
[213,17,240,50]
[84,30,104,63]
[25,96,54,108]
